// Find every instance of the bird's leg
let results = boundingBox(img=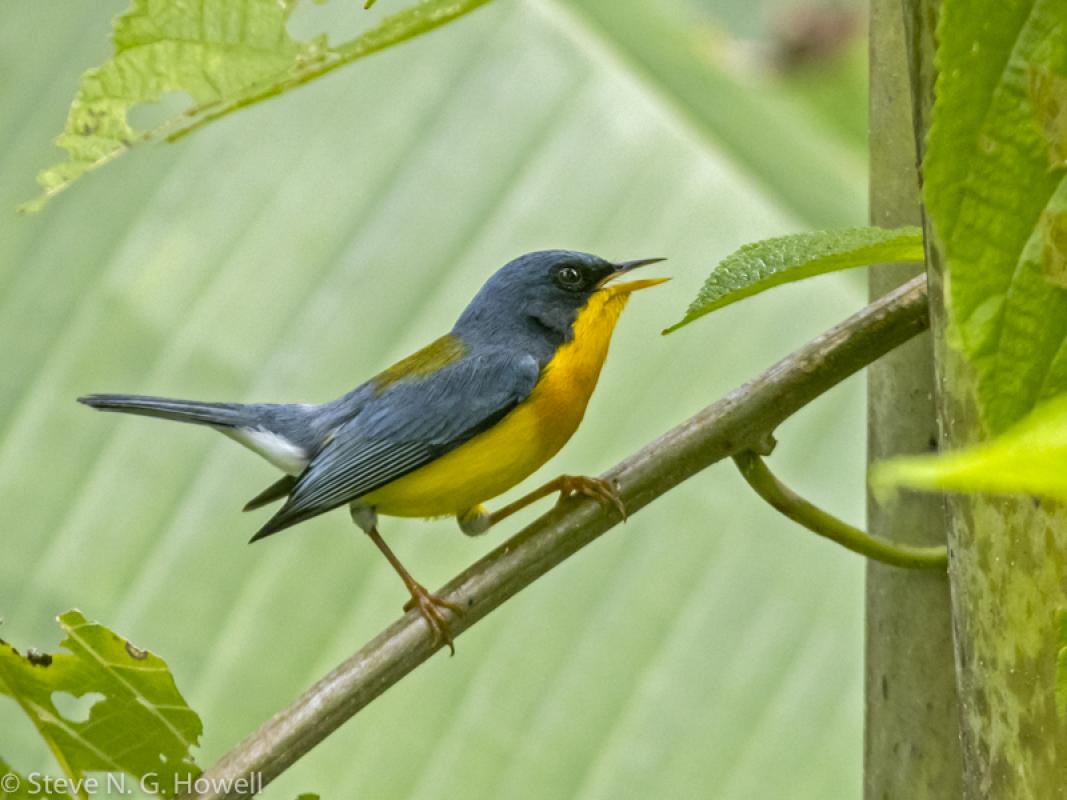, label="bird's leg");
[364,525,465,654]
[352,506,464,654]
[488,474,627,528]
